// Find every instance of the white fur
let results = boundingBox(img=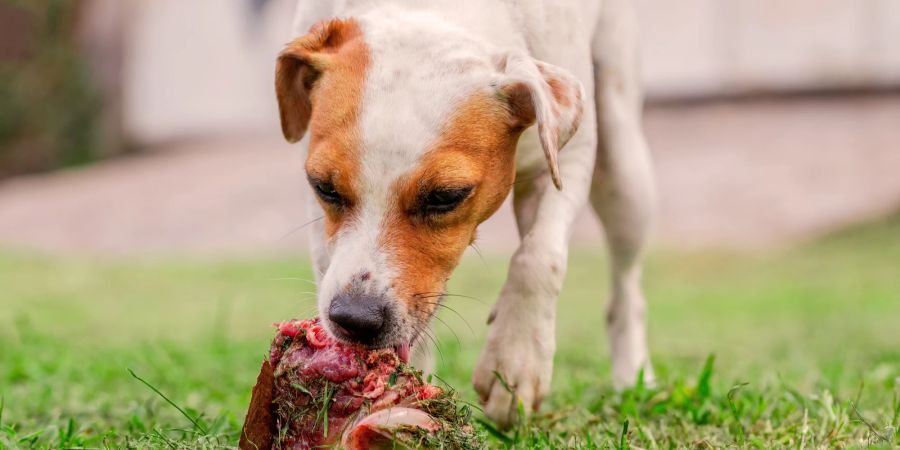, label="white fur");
[292,0,656,429]
[312,8,504,345]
